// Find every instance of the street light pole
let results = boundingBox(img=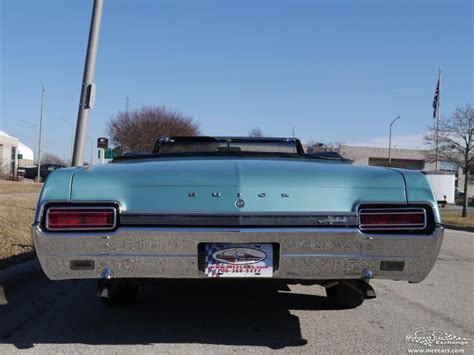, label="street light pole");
[37,86,45,182]
[88,137,93,165]
[72,0,104,166]
[56,117,74,165]
[388,115,400,166]
[20,120,38,164]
